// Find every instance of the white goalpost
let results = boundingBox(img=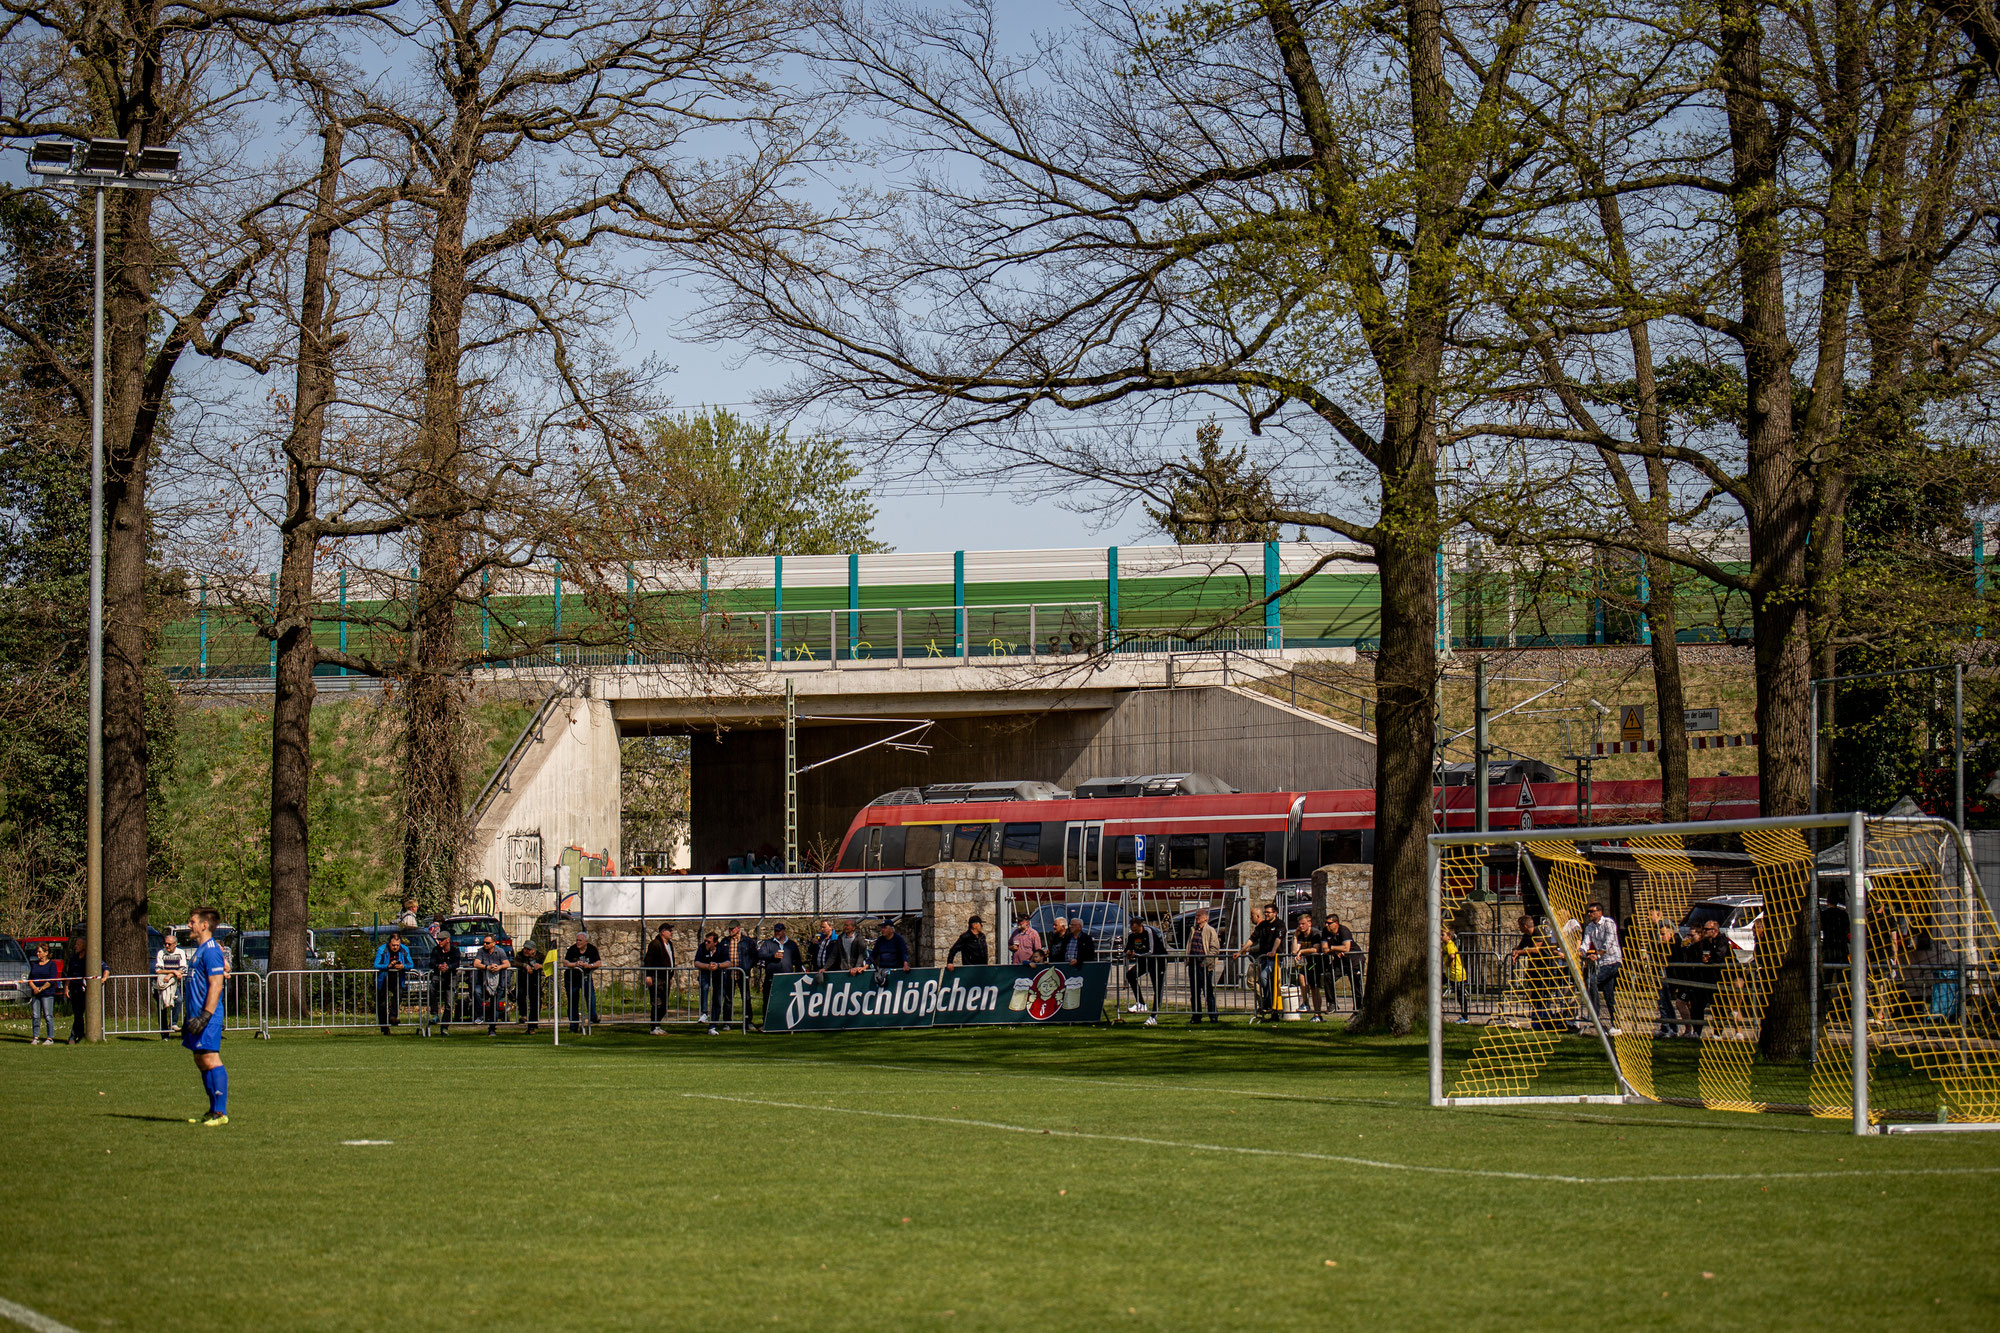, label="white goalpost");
[1428,812,2000,1136]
